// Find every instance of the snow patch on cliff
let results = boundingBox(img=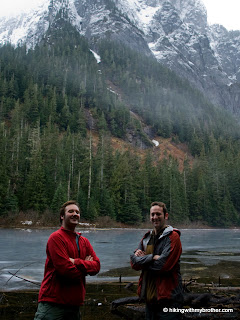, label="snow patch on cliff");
[90,49,101,63]
[152,139,159,147]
